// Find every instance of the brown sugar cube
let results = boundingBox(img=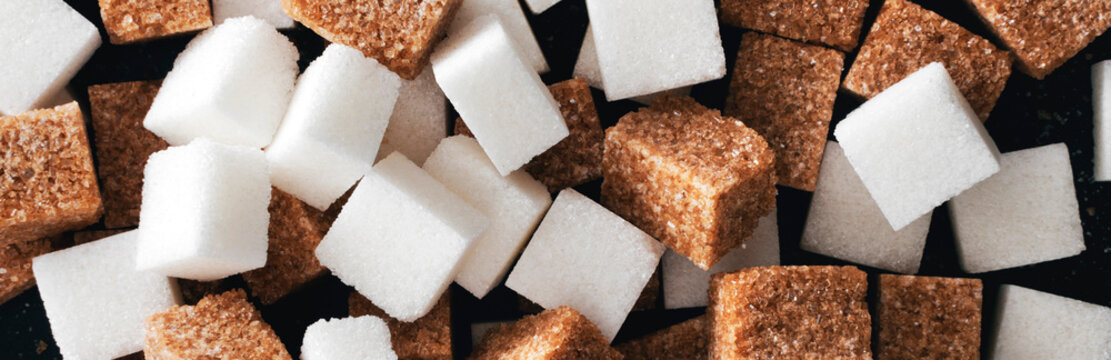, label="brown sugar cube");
[72,229,129,245]
[966,0,1110,79]
[709,266,871,359]
[719,0,869,52]
[470,306,622,360]
[725,33,844,192]
[602,95,776,270]
[876,274,982,360]
[1,102,102,246]
[843,0,1012,120]
[349,291,452,360]
[98,0,213,44]
[241,188,331,304]
[145,289,292,359]
[615,315,707,360]
[0,236,62,304]
[281,0,462,80]
[88,80,170,229]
